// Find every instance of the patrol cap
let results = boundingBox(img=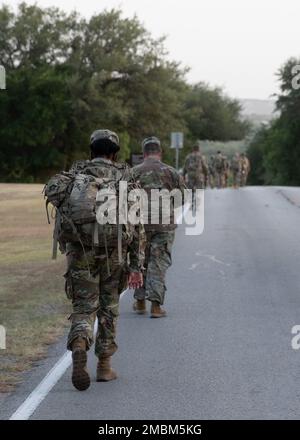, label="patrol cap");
[142,136,162,153]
